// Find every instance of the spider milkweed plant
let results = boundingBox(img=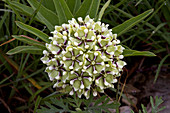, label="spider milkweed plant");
[4,0,156,112]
